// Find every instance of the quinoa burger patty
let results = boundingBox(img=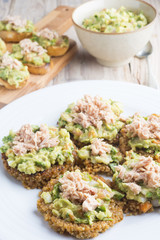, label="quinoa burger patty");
[37,170,124,239]
[119,113,160,162]
[113,151,160,214]
[78,138,123,176]
[0,124,76,189]
[2,153,73,189]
